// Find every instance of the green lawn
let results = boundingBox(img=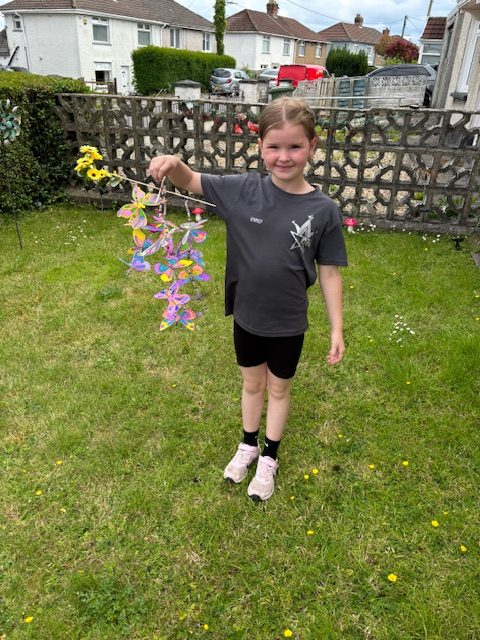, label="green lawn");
[1,205,479,640]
